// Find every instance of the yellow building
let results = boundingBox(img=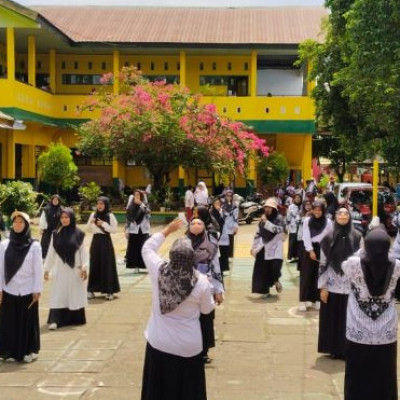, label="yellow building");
[0,1,326,193]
